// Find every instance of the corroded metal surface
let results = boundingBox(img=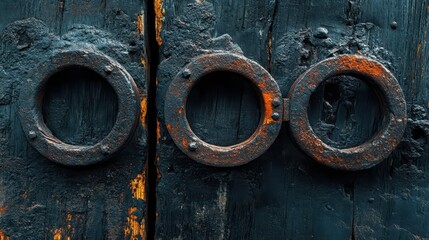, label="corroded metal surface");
[164,52,282,167]
[18,50,141,166]
[288,55,407,170]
